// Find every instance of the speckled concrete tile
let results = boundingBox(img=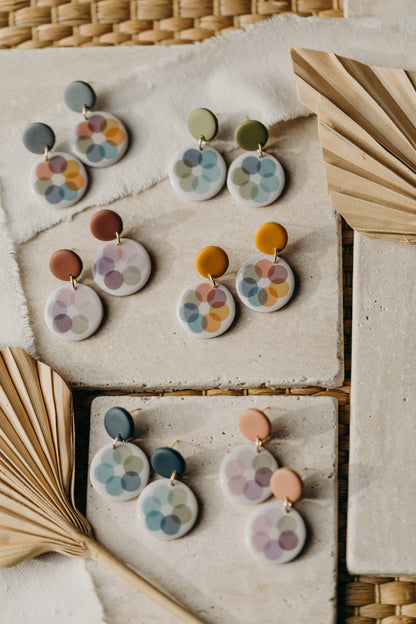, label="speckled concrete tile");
[348,233,416,575]
[86,395,338,624]
[19,115,343,390]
